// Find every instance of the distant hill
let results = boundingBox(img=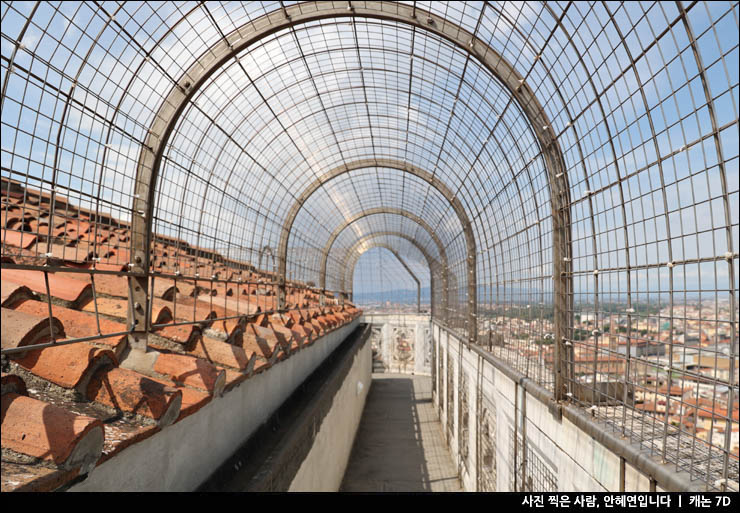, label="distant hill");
[354,287,431,304]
